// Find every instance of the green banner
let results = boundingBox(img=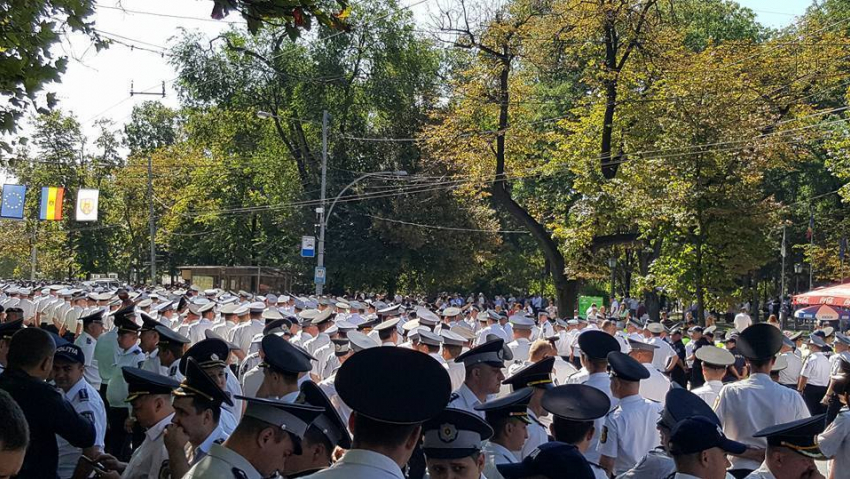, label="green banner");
[578,295,605,319]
